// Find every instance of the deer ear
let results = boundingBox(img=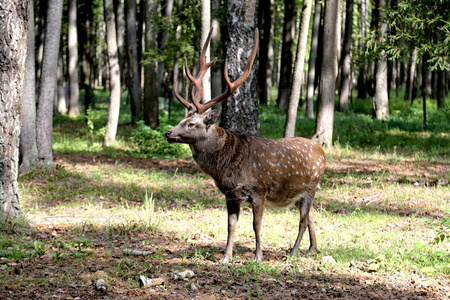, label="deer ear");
[203,110,220,126]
